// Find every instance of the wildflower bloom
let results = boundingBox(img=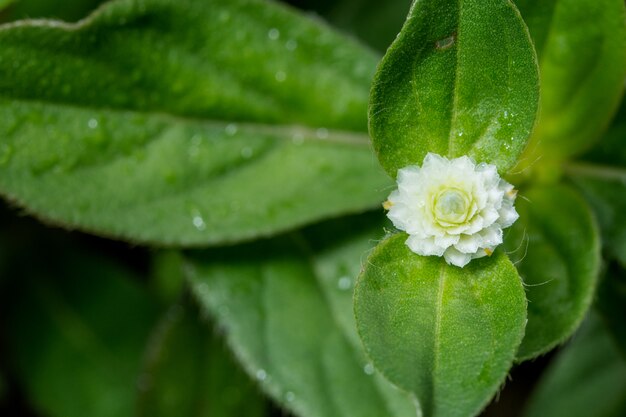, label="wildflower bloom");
[384,153,519,267]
